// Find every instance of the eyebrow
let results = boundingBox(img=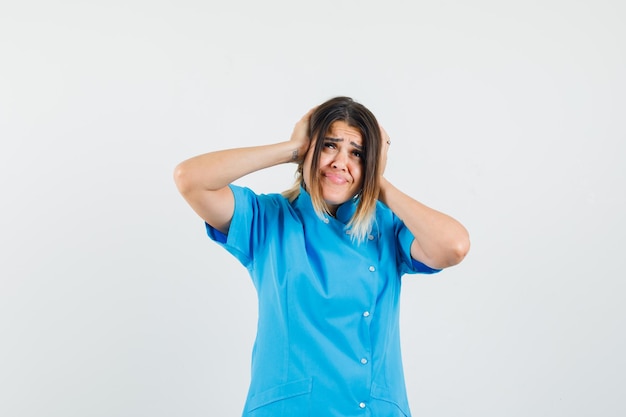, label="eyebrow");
[324,136,364,151]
